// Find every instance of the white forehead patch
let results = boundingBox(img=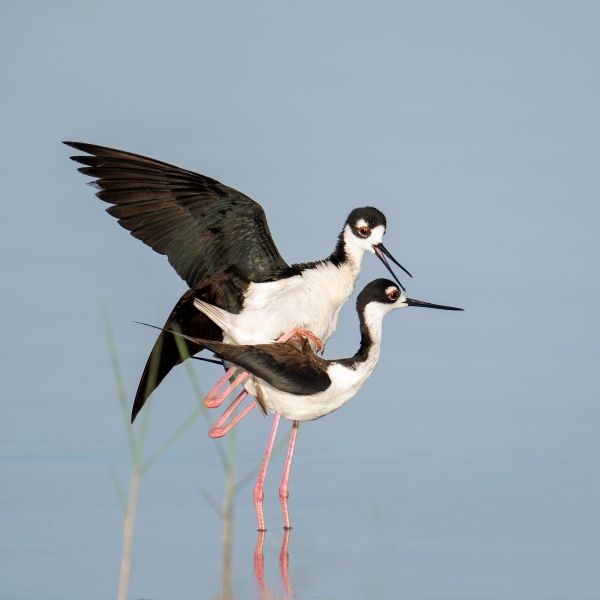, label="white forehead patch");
[355,218,369,229]
[385,286,399,297]
[369,224,385,242]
